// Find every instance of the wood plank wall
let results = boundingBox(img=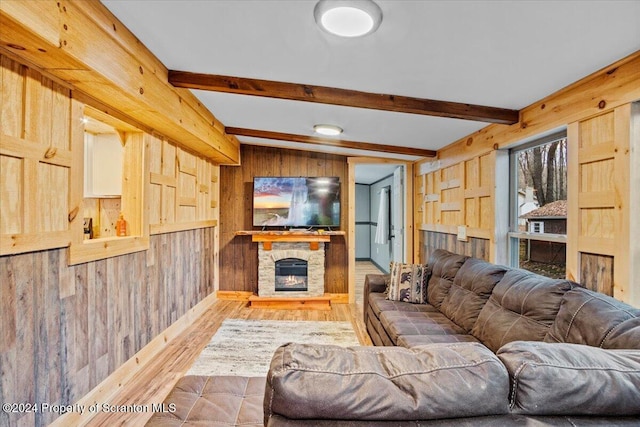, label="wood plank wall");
[416,151,495,240]
[415,151,495,261]
[219,145,348,294]
[580,253,614,296]
[566,106,632,298]
[419,231,490,264]
[0,54,74,255]
[0,227,215,427]
[0,53,222,426]
[148,134,220,234]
